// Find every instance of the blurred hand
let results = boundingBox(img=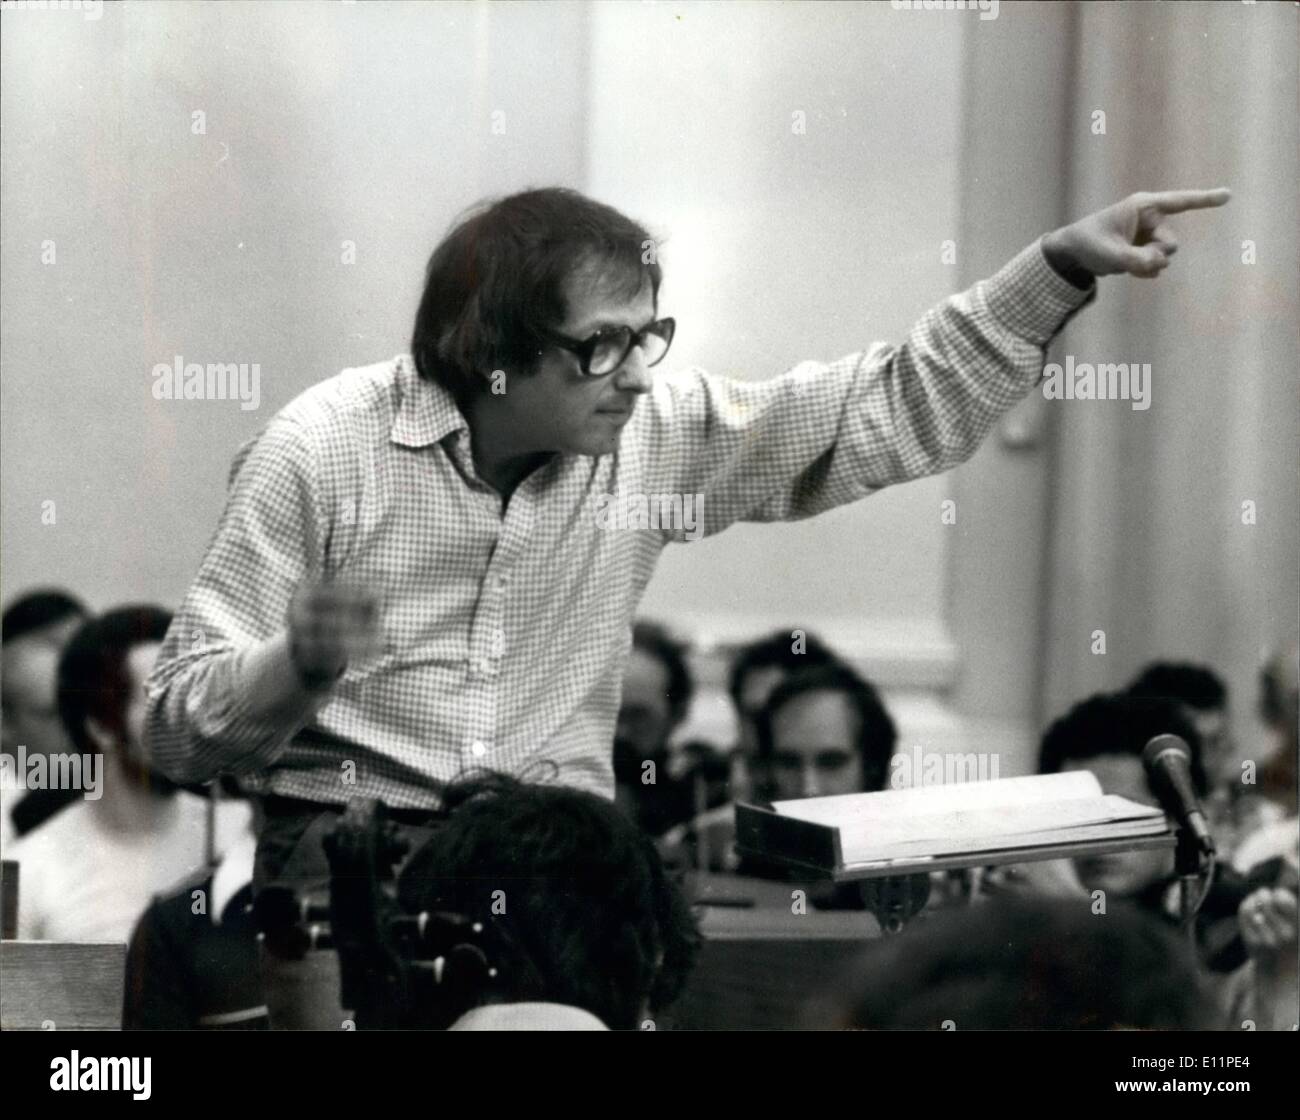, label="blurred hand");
[1239,887,1299,959]
[287,581,382,690]
[1043,188,1231,279]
